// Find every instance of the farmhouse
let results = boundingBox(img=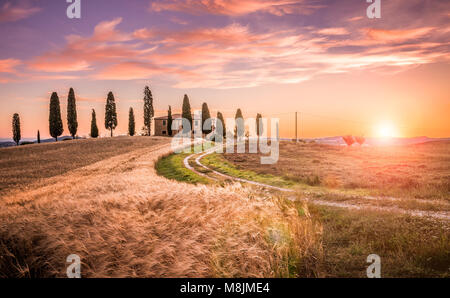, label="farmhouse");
[154,112,203,136]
